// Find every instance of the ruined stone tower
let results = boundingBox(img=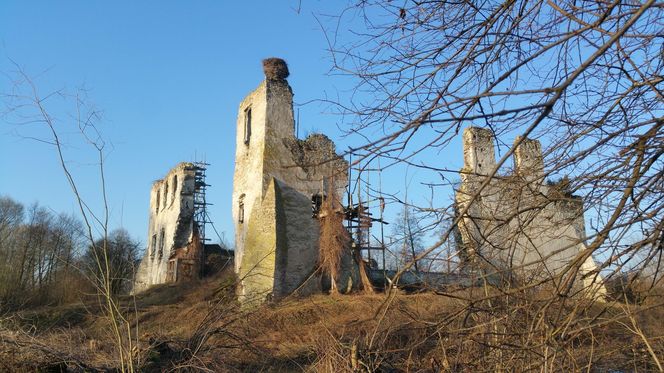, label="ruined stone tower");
[133,162,204,293]
[232,58,348,303]
[455,127,604,294]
